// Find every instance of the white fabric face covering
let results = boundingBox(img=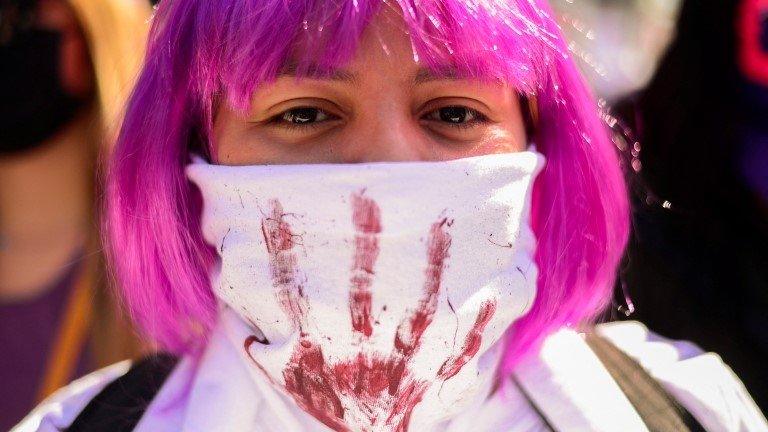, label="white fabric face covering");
[186,151,545,432]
